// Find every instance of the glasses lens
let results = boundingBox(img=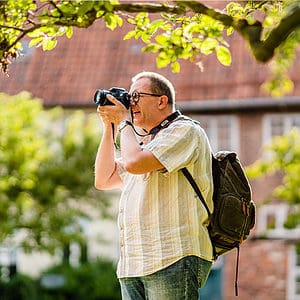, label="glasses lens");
[131,92,139,104]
